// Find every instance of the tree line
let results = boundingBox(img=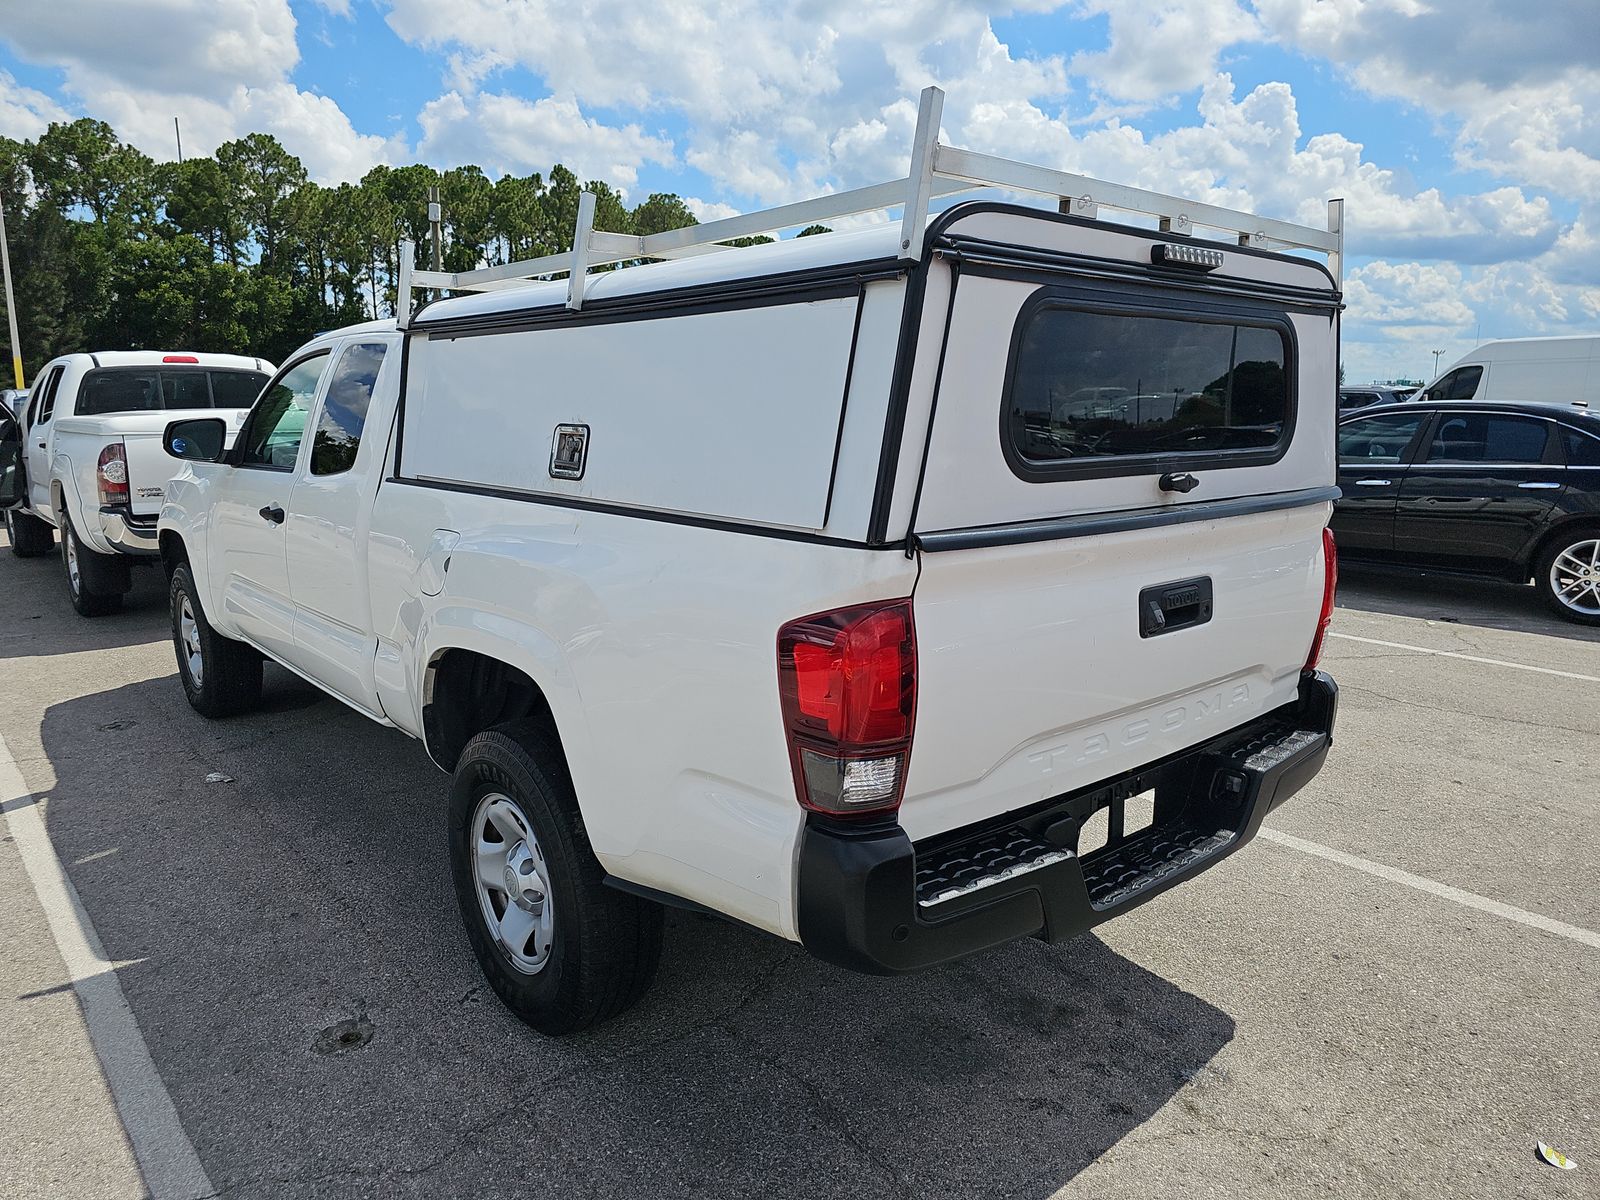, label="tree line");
[0,118,815,378]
